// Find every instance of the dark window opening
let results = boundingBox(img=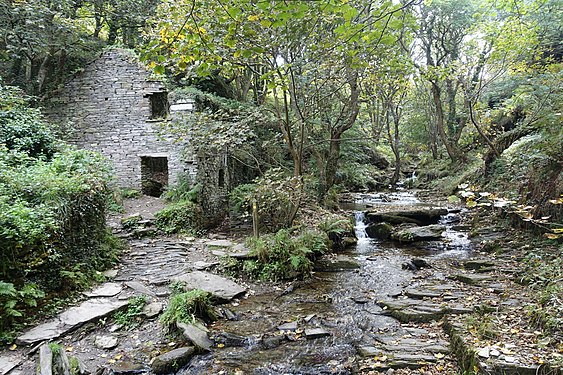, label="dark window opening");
[141,156,168,197]
[218,169,225,188]
[148,91,169,120]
